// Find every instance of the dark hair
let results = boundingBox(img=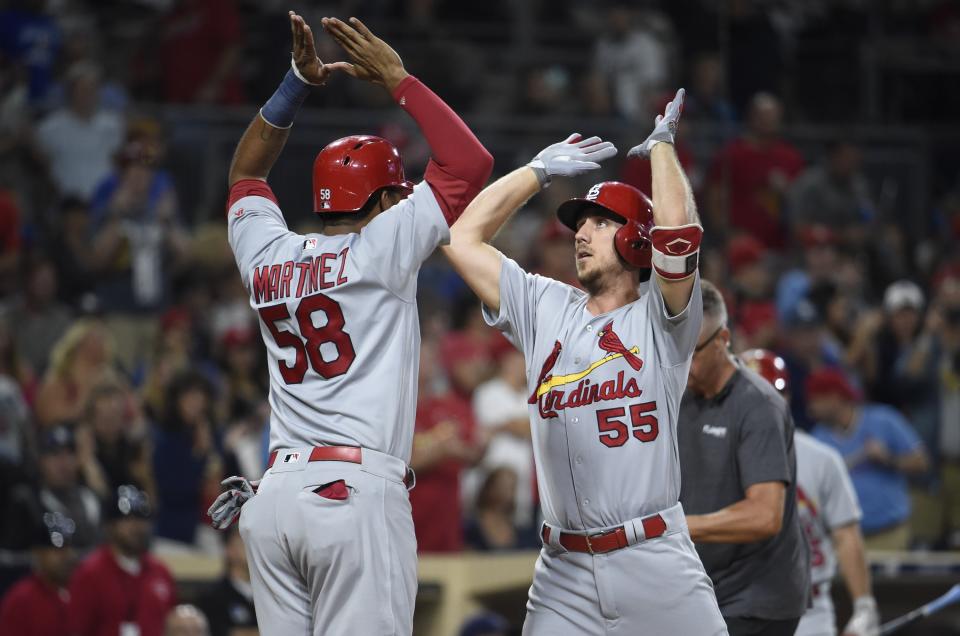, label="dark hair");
[320,186,402,229]
[163,370,214,430]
